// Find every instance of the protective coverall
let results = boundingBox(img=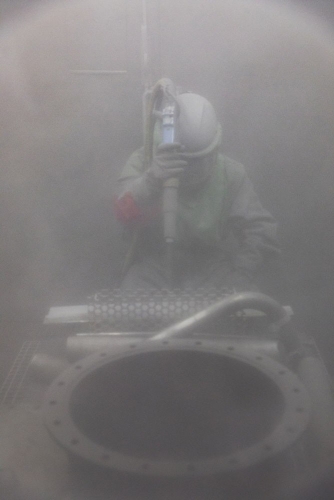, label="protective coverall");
[115,146,280,291]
